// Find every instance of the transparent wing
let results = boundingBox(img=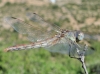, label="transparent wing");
[45,31,78,55]
[4,13,59,42]
[26,13,60,41]
[45,37,94,56]
[26,13,60,31]
[45,37,72,54]
[77,44,95,56]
